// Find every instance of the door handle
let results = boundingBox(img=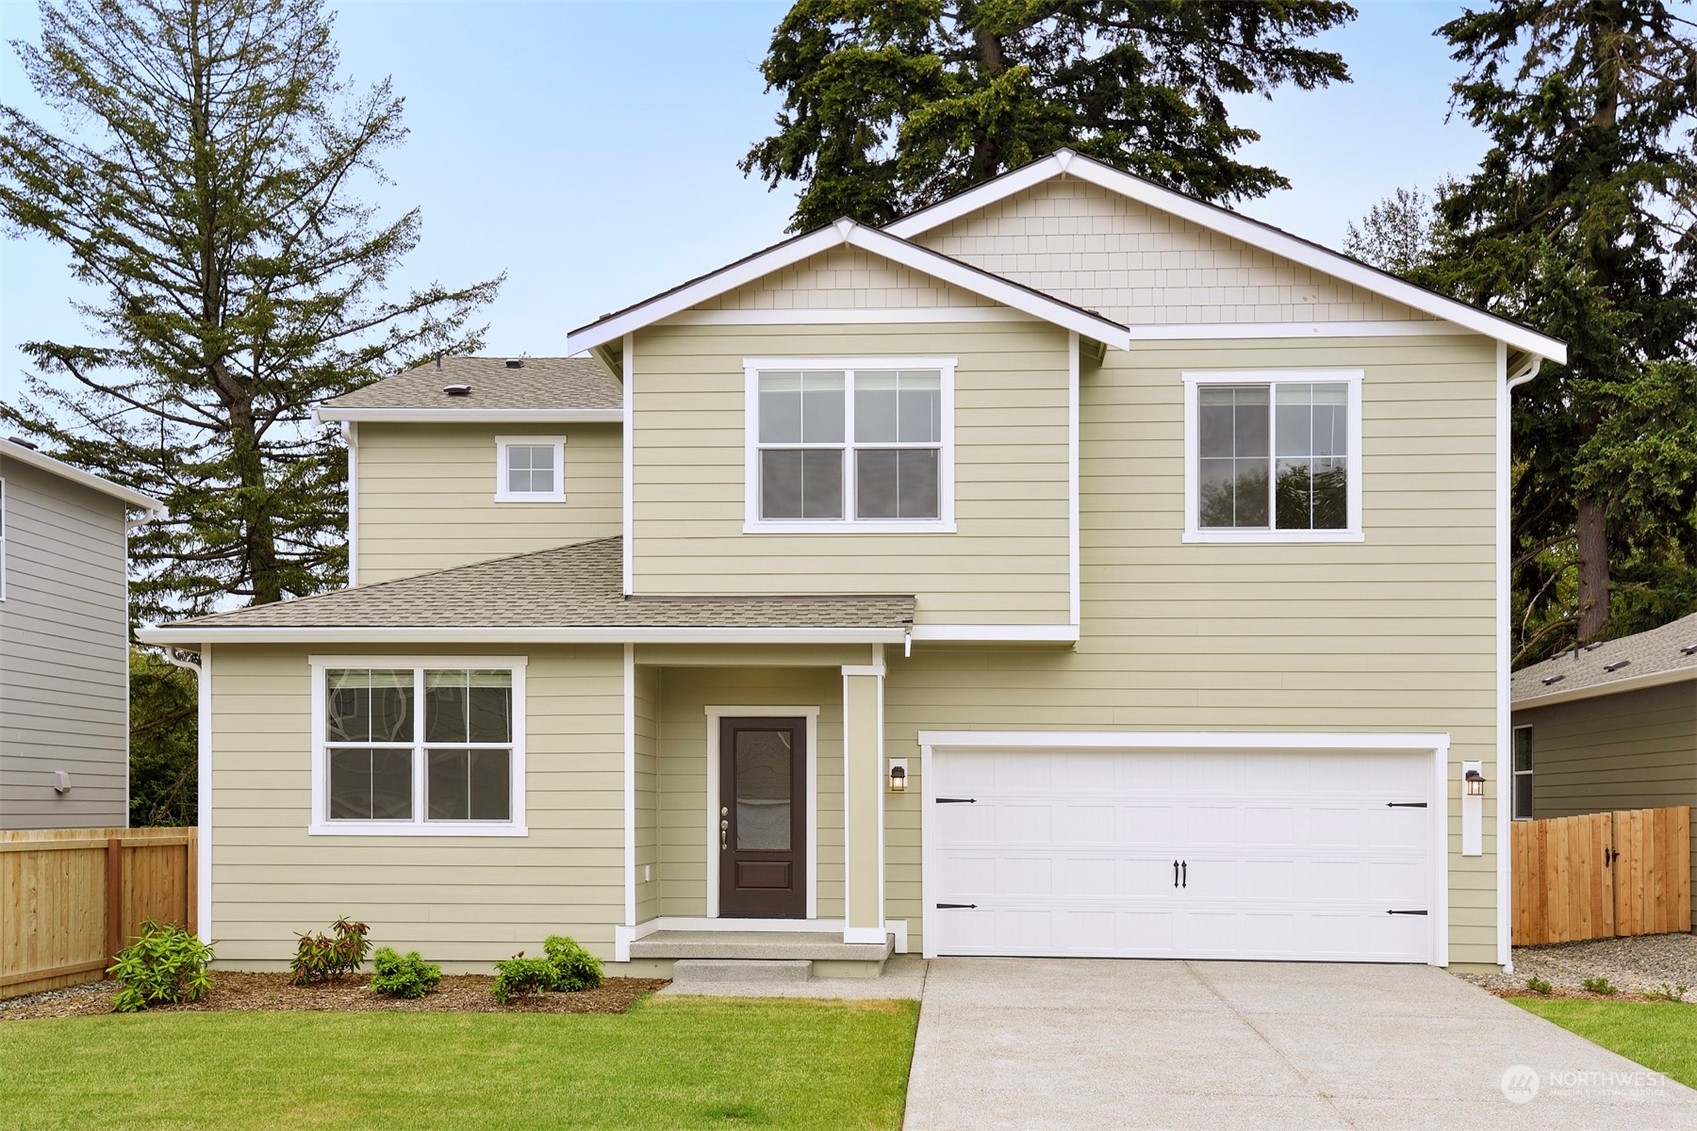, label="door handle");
[1182,861,1187,889]
[1173,860,1179,888]
[720,818,728,851]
